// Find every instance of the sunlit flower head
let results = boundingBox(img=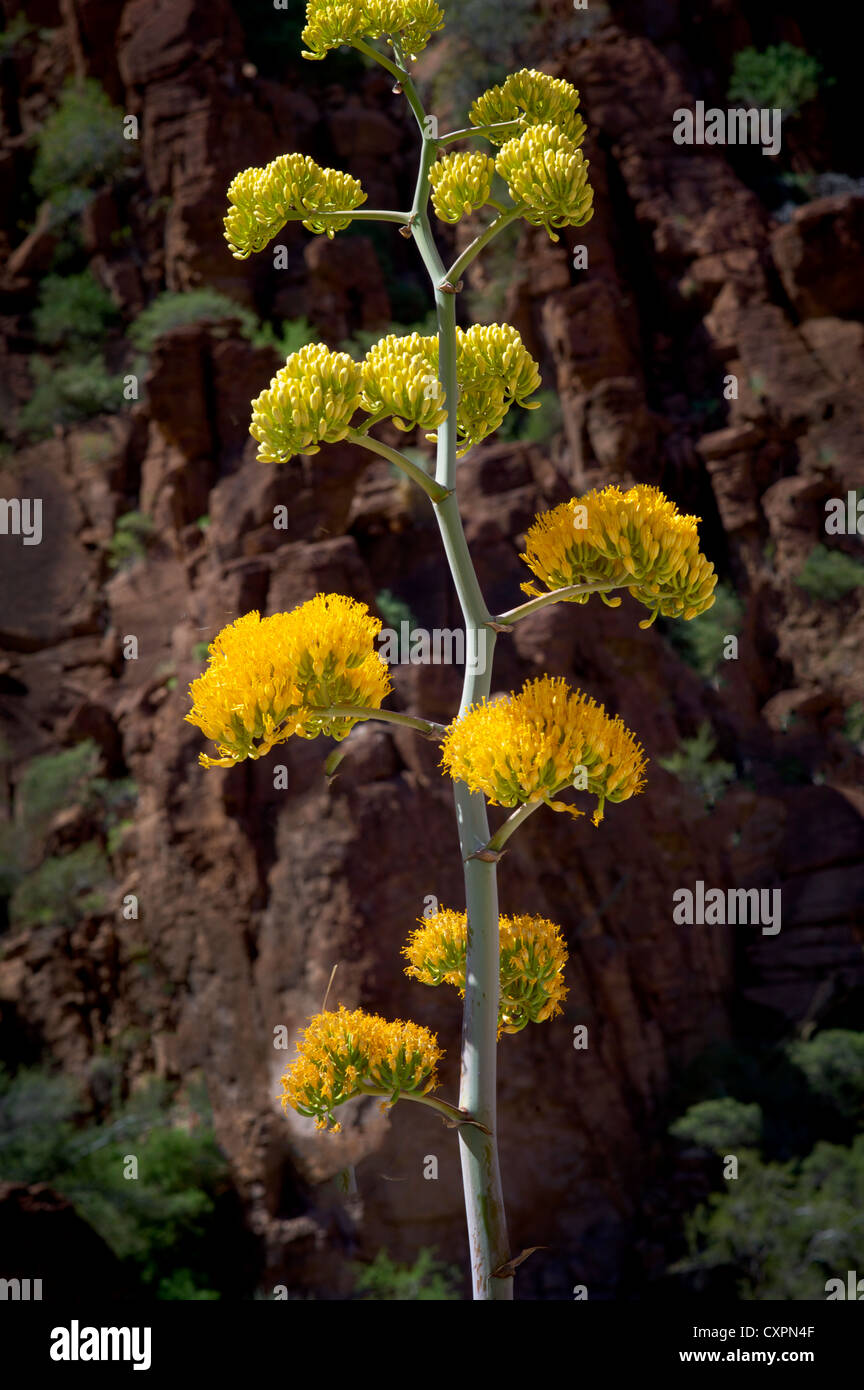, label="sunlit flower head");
[440,674,647,825]
[520,484,718,627]
[470,68,587,146]
[250,343,363,463]
[224,153,367,257]
[451,324,542,455]
[403,907,569,1036]
[280,1003,443,1131]
[301,0,445,63]
[361,331,446,433]
[429,151,496,223]
[496,122,593,241]
[186,595,391,768]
